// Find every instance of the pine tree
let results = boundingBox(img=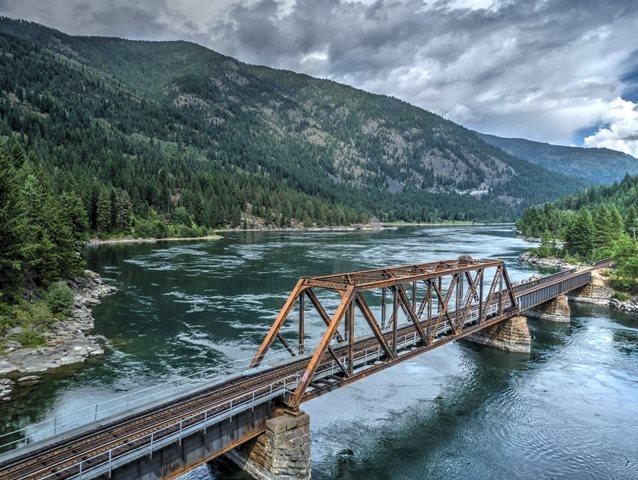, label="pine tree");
[593,205,615,249]
[566,209,595,258]
[609,205,625,239]
[113,190,133,231]
[96,189,112,234]
[625,205,638,238]
[0,148,22,297]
